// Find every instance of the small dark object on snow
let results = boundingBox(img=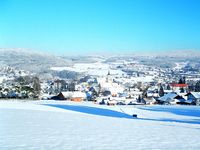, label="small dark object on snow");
[132,114,137,118]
